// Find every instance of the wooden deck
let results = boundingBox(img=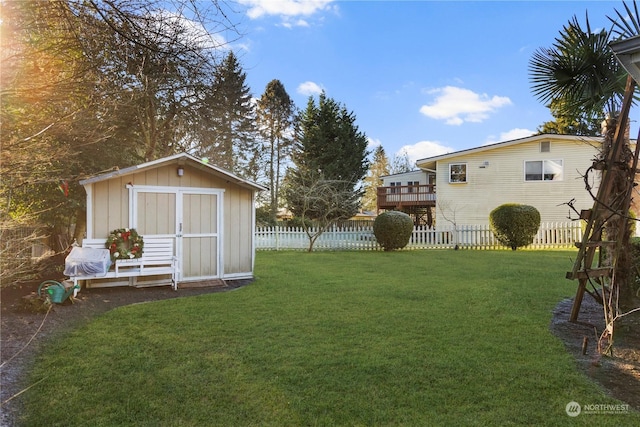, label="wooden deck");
[376,184,436,211]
